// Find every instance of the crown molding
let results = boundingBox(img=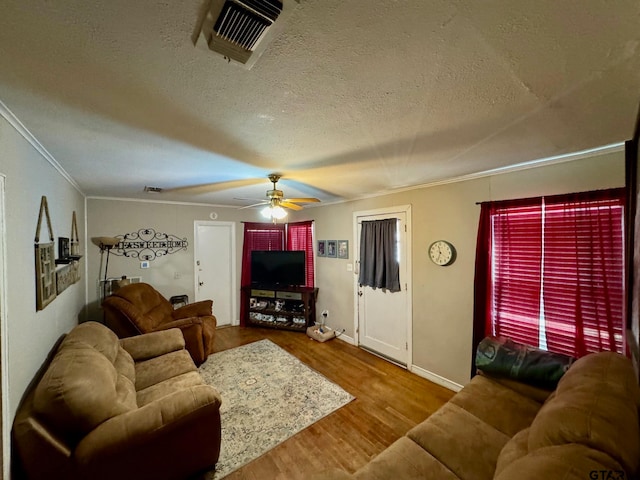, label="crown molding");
[86,195,239,208]
[317,142,626,208]
[0,99,84,195]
